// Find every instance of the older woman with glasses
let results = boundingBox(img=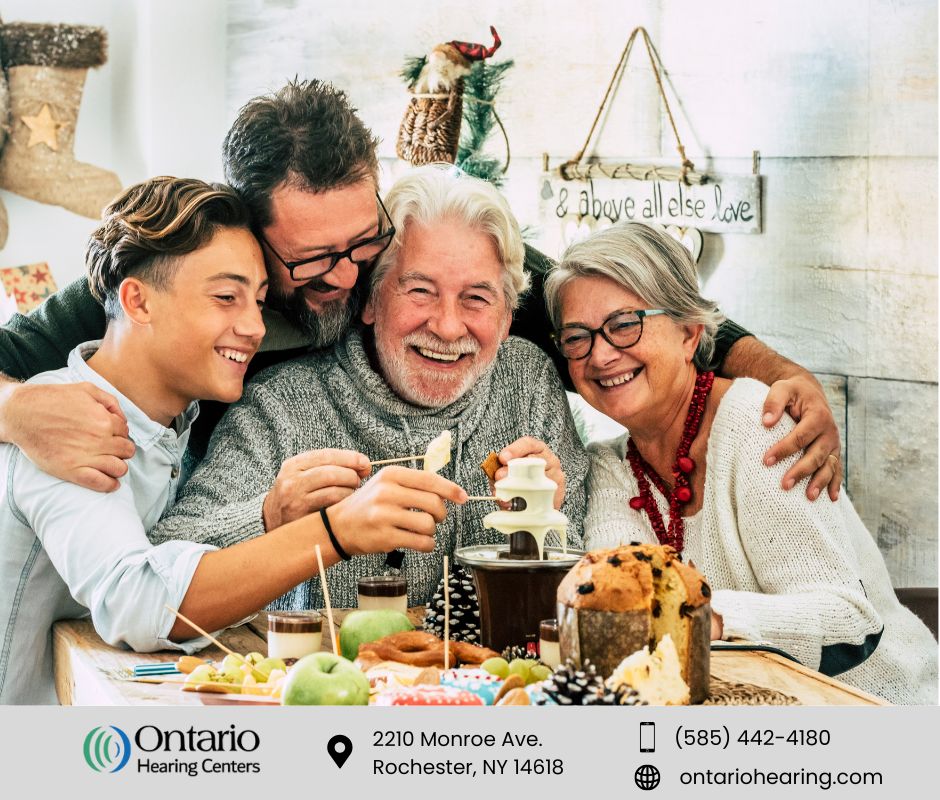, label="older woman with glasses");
[544,222,936,704]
